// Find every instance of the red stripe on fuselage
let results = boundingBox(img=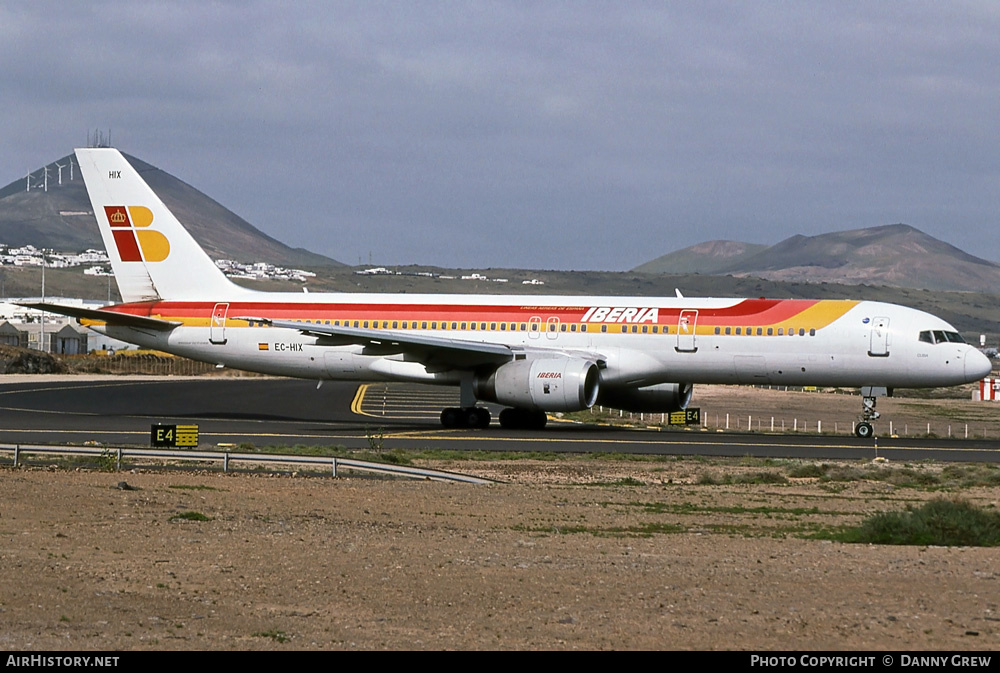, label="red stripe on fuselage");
[98,298,829,326]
